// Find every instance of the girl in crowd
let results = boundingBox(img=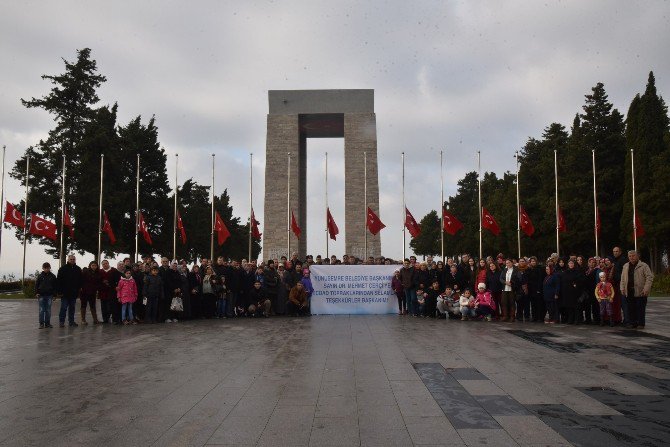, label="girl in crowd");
[459,289,476,320]
[202,266,220,319]
[117,268,138,325]
[188,264,202,319]
[485,261,502,318]
[559,259,583,324]
[595,271,615,327]
[392,270,405,315]
[475,283,495,321]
